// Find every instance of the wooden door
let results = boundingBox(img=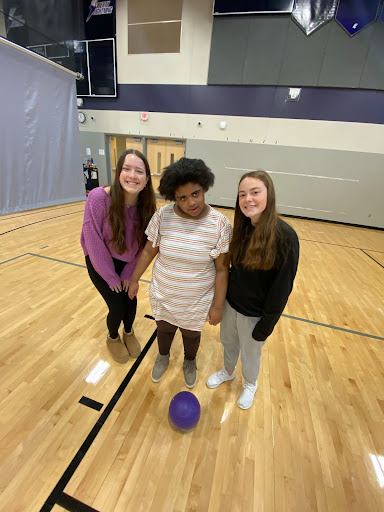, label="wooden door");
[146,139,168,175]
[125,137,143,153]
[109,136,117,182]
[165,139,185,166]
